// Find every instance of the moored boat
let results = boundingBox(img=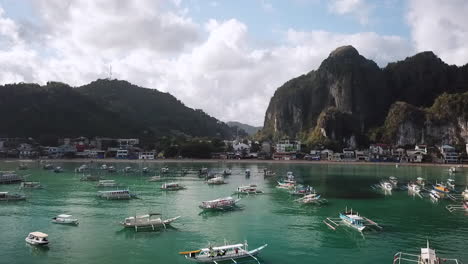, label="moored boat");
[96,180,119,188]
[276,181,295,190]
[107,166,116,173]
[53,166,63,173]
[222,169,232,176]
[142,167,150,174]
[0,192,26,201]
[123,166,133,173]
[429,190,441,201]
[433,183,450,195]
[80,174,101,181]
[199,197,240,211]
[25,232,49,246]
[0,171,23,184]
[161,182,185,191]
[393,240,461,264]
[289,185,313,196]
[446,178,455,190]
[18,164,28,170]
[179,241,267,263]
[121,213,180,231]
[324,208,382,232]
[20,181,42,189]
[245,169,251,177]
[161,167,169,174]
[389,176,398,187]
[407,183,421,193]
[52,214,79,225]
[75,164,88,173]
[148,175,162,182]
[380,181,393,192]
[206,176,226,185]
[98,189,136,200]
[235,184,263,194]
[416,177,425,186]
